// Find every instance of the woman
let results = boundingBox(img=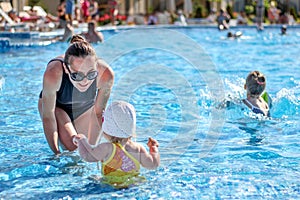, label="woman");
[38,35,114,154]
